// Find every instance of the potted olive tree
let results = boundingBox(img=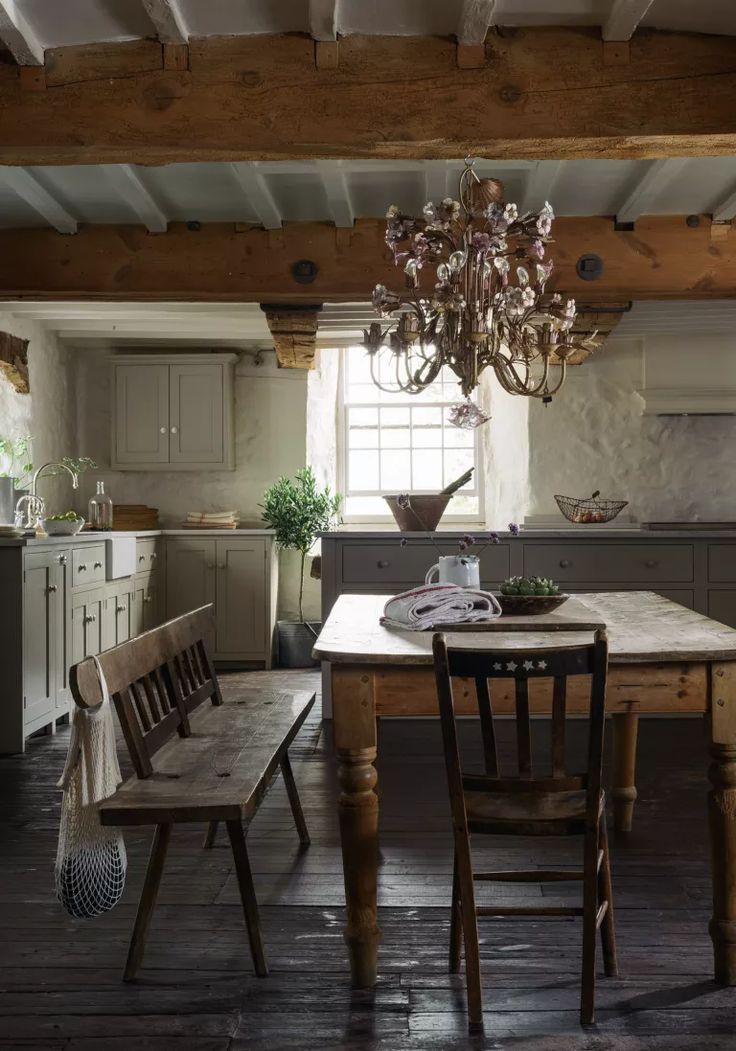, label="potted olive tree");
[261,467,341,668]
